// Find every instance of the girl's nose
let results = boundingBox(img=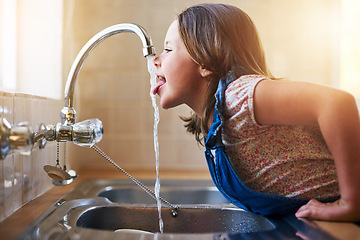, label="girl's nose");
[154,56,161,68]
